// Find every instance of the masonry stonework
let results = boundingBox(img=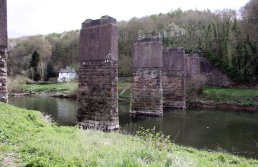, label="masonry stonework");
[130,38,163,116]
[0,0,8,103]
[200,57,232,87]
[184,54,232,88]
[78,16,119,130]
[163,48,186,109]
